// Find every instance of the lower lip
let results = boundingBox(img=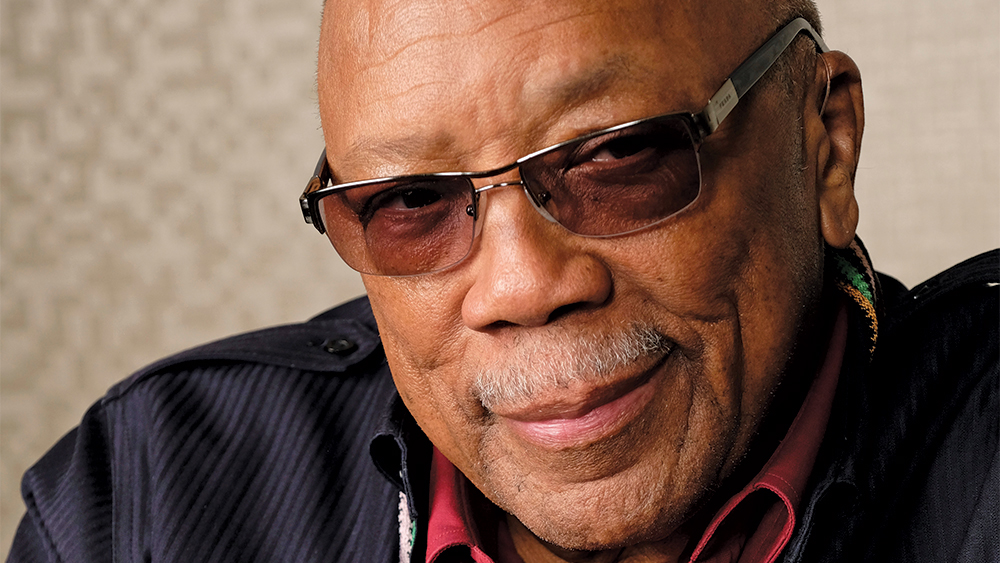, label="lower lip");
[500,376,659,449]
